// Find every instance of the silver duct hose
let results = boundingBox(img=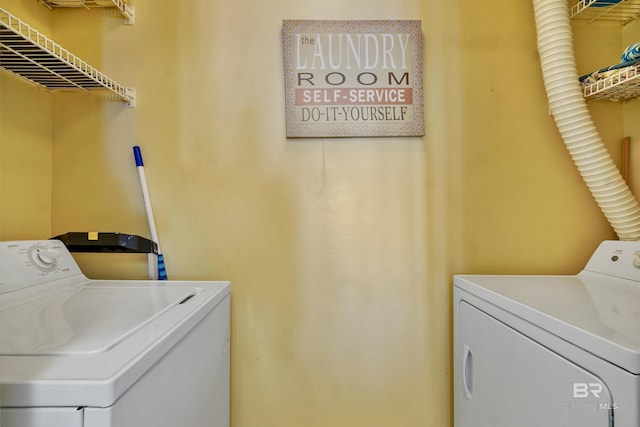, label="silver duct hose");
[533,0,640,240]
